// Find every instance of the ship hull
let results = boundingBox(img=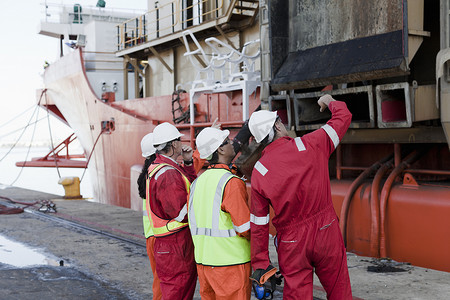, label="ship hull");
[43,49,158,208]
[42,48,260,208]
